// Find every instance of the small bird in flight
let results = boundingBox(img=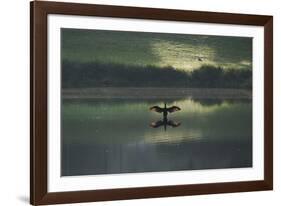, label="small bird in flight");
[195,55,206,62]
